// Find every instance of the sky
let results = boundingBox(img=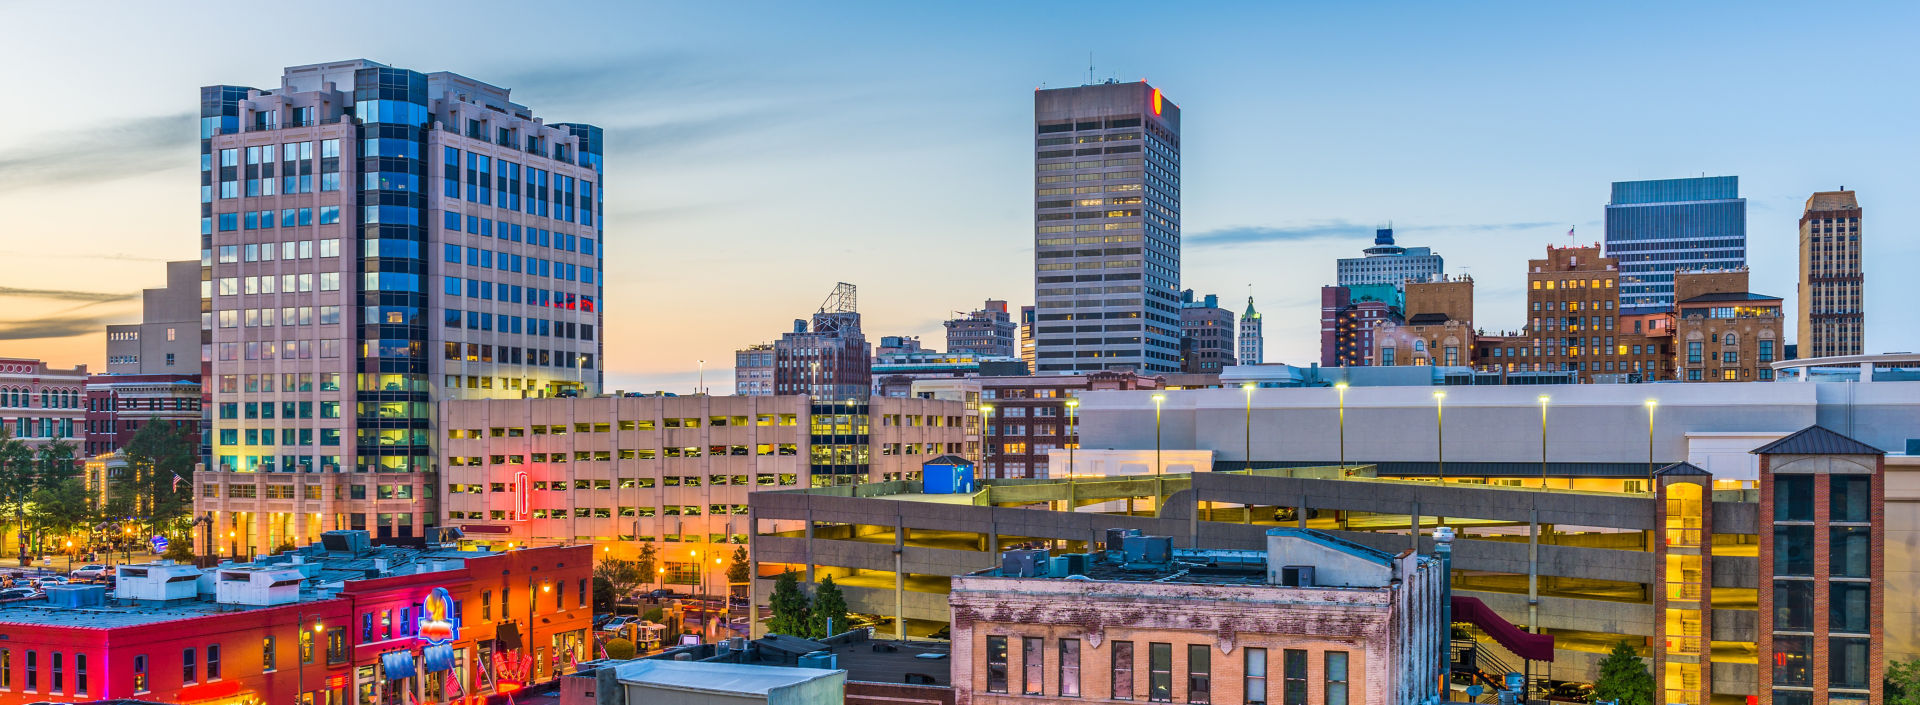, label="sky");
[1,1,1915,393]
